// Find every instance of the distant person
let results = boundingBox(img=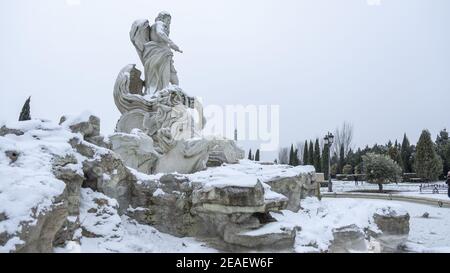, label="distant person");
[447,171,450,198]
[354,175,359,186]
